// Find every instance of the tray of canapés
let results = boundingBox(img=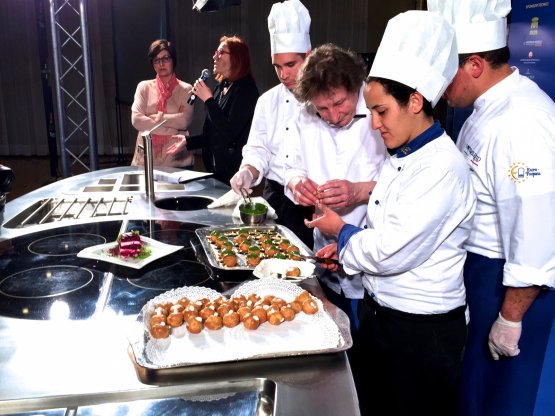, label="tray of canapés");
[127,279,351,369]
[195,225,314,271]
